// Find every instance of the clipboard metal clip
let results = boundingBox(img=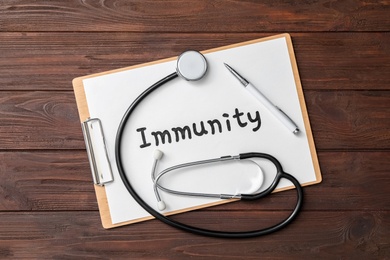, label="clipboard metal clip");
[81,118,114,186]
